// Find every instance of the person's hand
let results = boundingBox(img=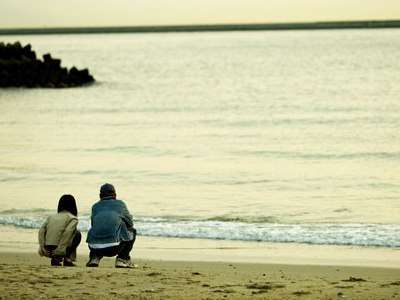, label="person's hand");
[38,247,45,256]
[45,248,55,257]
